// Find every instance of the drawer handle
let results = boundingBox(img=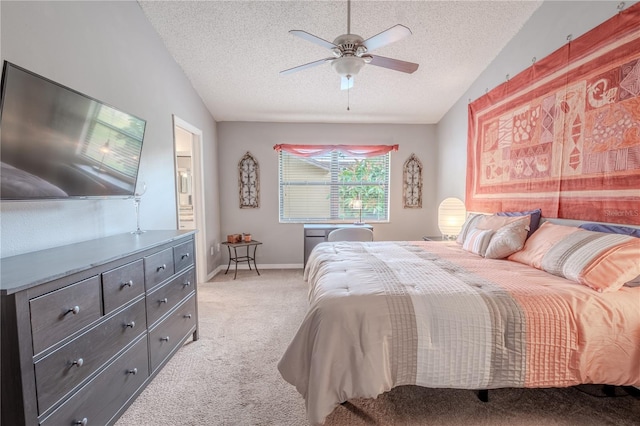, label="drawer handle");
[74,418,88,426]
[157,264,167,271]
[184,313,192,319]
[71,358,84,368]
[160,336,170,342]
[183,281,191,287]
[182,253,190,259]
[159,298,168,304]
[124,321,136,329]
[121,280,134,289]
[127,368,138,375]
[65,306,80,315]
